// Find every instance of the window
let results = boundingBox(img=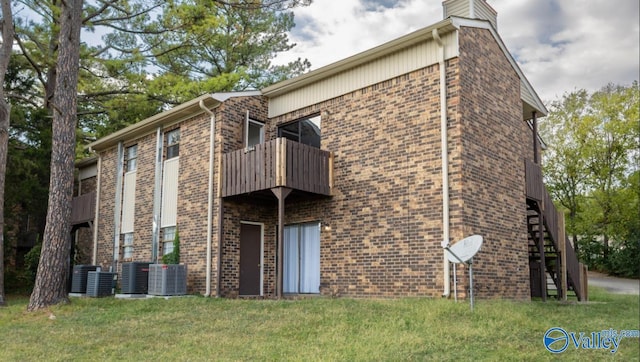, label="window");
[123,233,134,259]
[283,223,321,294]
[246,119,265,149]
[163,226,176,255]
[278,115,321,148]
[125,145,137,172]
[166,129,180,159]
